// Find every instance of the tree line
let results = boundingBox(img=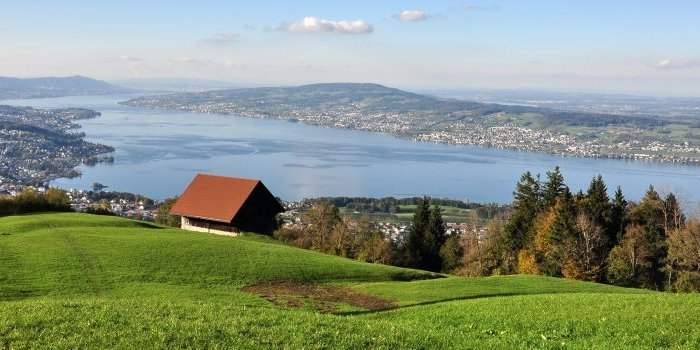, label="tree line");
[274,197,471,272]
[274,202,394,264]
[274,167,700,292]
[458,167,699,291]
[309,196,486,212]
[0,188,71,216]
